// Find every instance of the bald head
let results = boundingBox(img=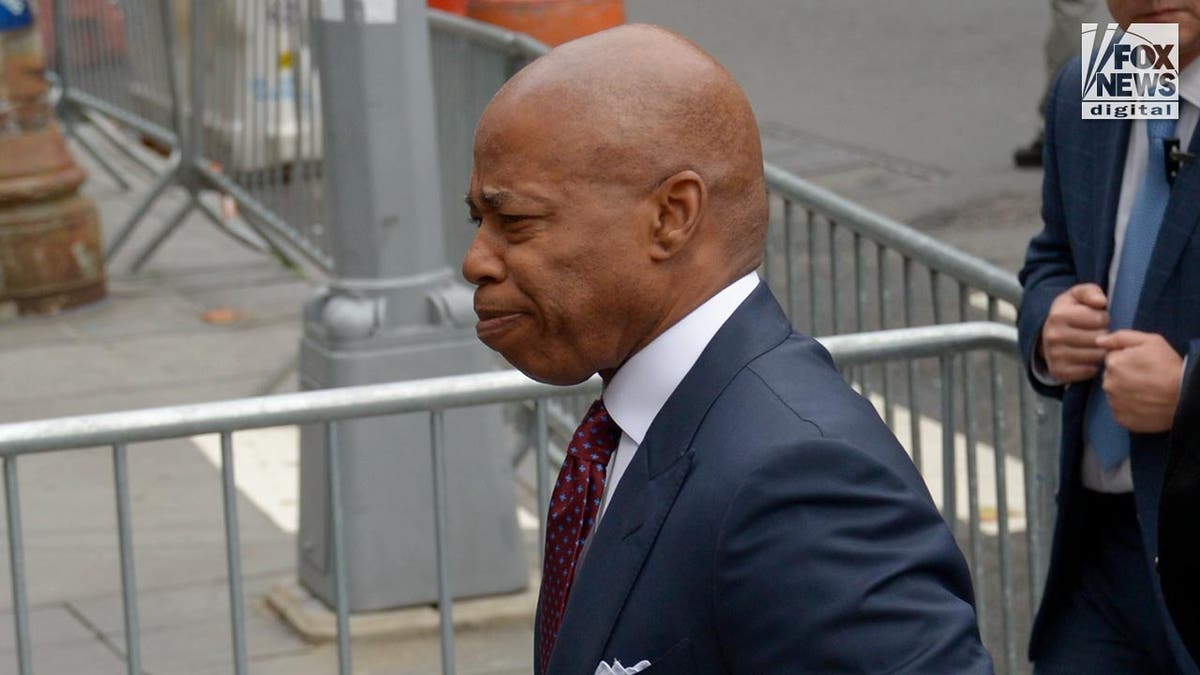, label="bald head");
[463,25,769,384]
[478,24,768,270]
